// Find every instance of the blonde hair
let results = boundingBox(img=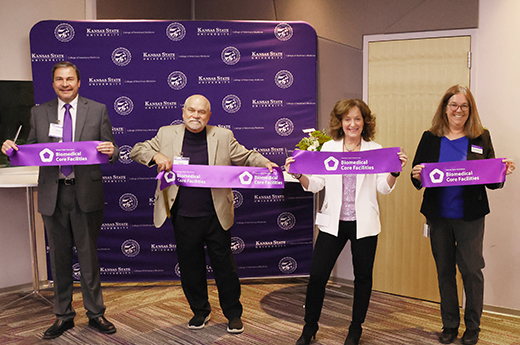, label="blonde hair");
[430,85,484,139]
[329,99,376,141]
